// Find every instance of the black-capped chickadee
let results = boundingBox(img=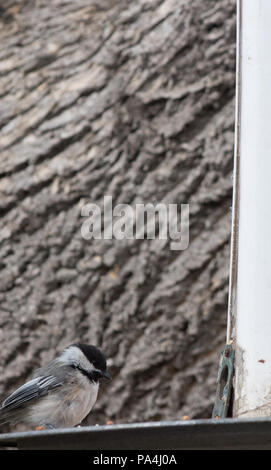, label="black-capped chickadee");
[0,343,111,429]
